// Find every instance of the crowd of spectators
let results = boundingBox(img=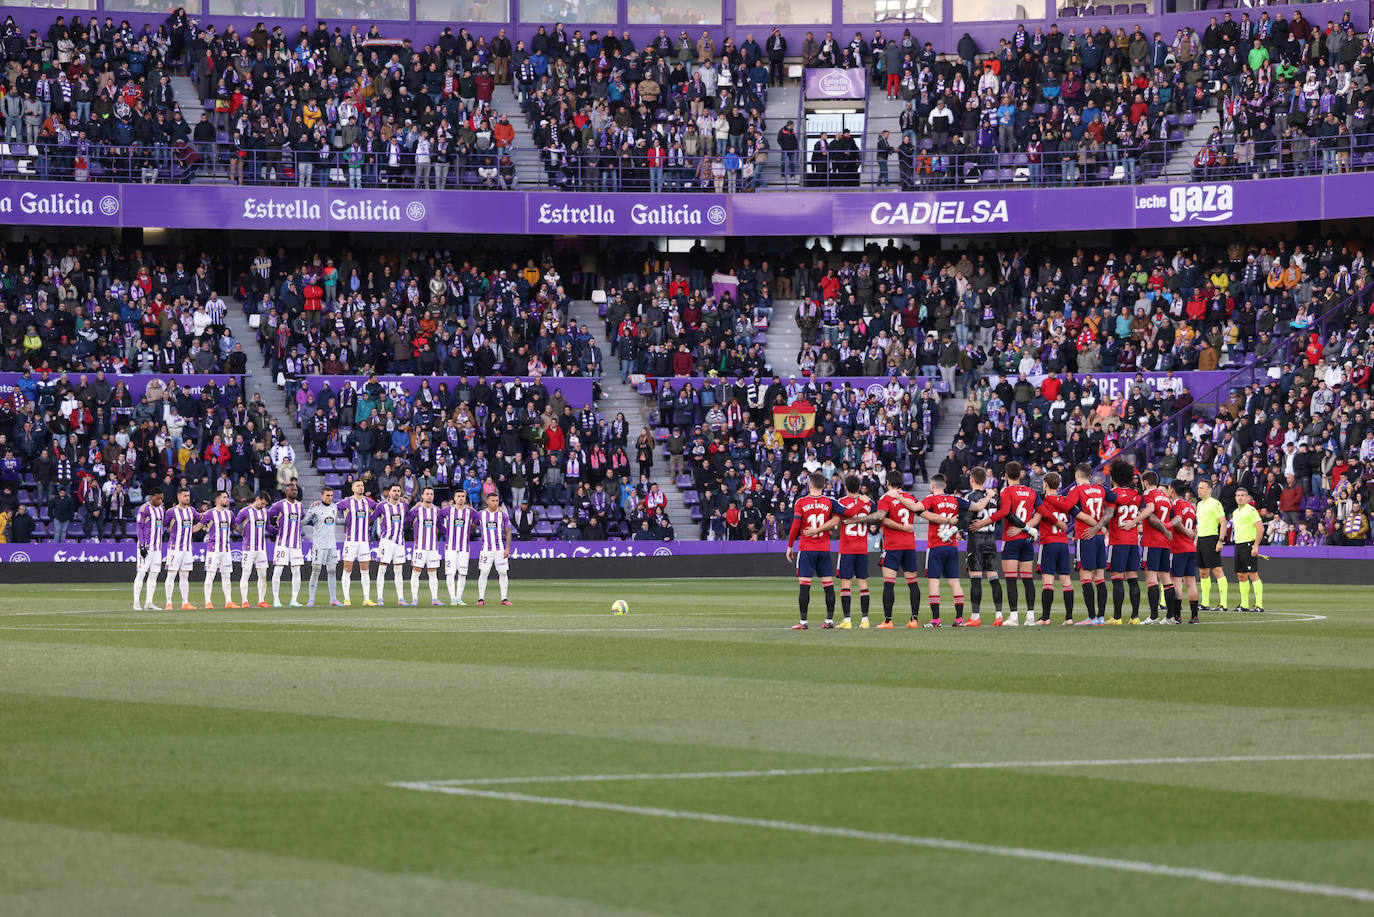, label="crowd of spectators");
[5,12,1373,189]
[0,370,301,543]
